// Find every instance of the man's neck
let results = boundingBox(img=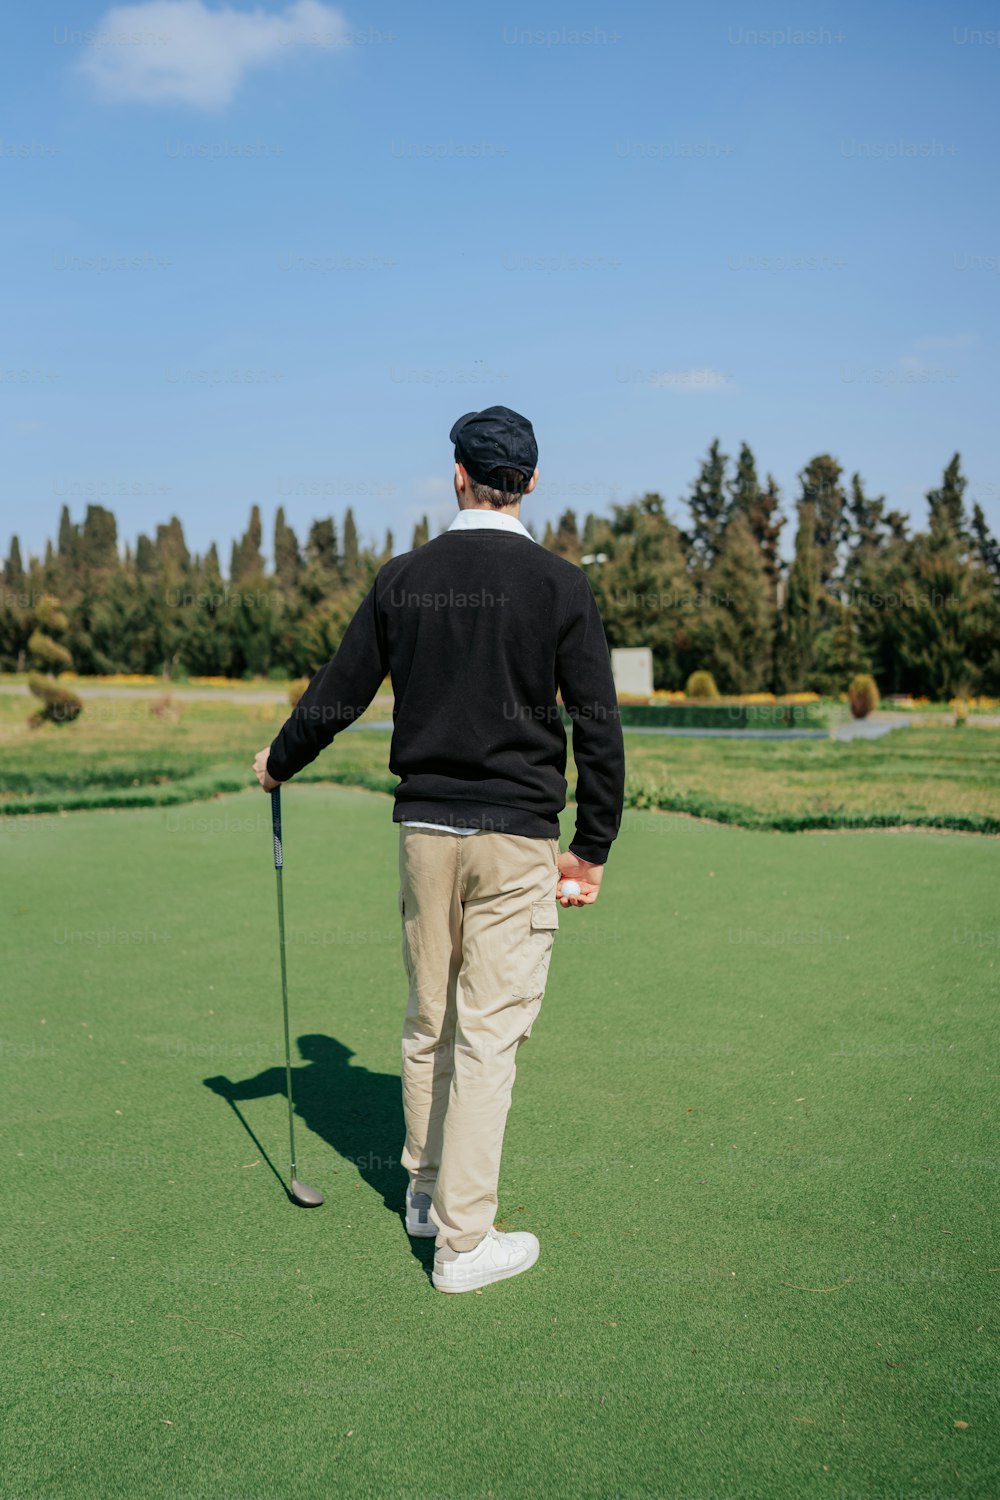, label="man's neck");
[458,502,522,520]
